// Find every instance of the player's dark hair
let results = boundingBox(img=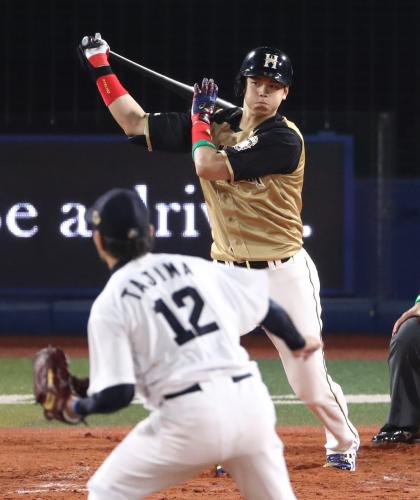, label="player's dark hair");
[101,233,154,261]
